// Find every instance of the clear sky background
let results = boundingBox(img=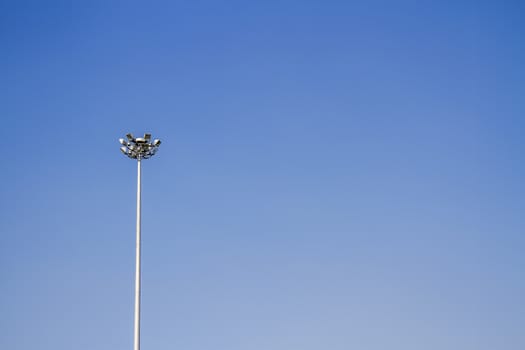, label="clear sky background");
[1,1,524,349]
